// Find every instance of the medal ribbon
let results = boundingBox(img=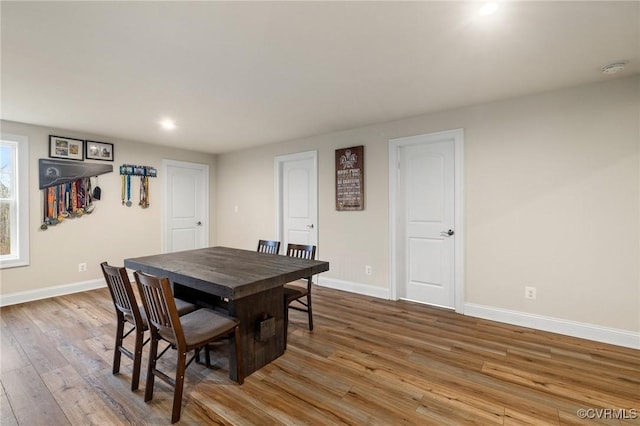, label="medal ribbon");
[126,175,131,205]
